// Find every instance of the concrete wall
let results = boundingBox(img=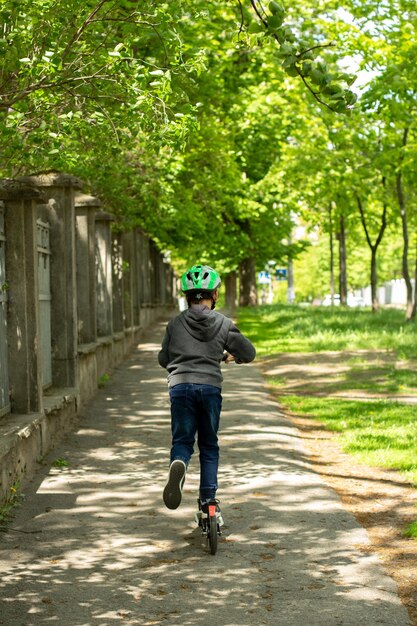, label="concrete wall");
[0,173,176,501]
